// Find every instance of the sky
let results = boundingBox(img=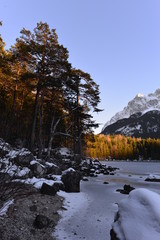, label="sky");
[0,0,160,133]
